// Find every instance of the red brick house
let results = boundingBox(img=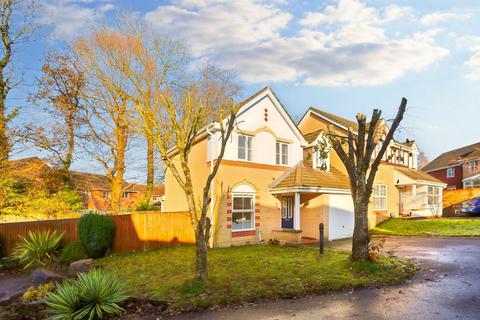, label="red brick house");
[8,157,165,212]
[422,142,480,190]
